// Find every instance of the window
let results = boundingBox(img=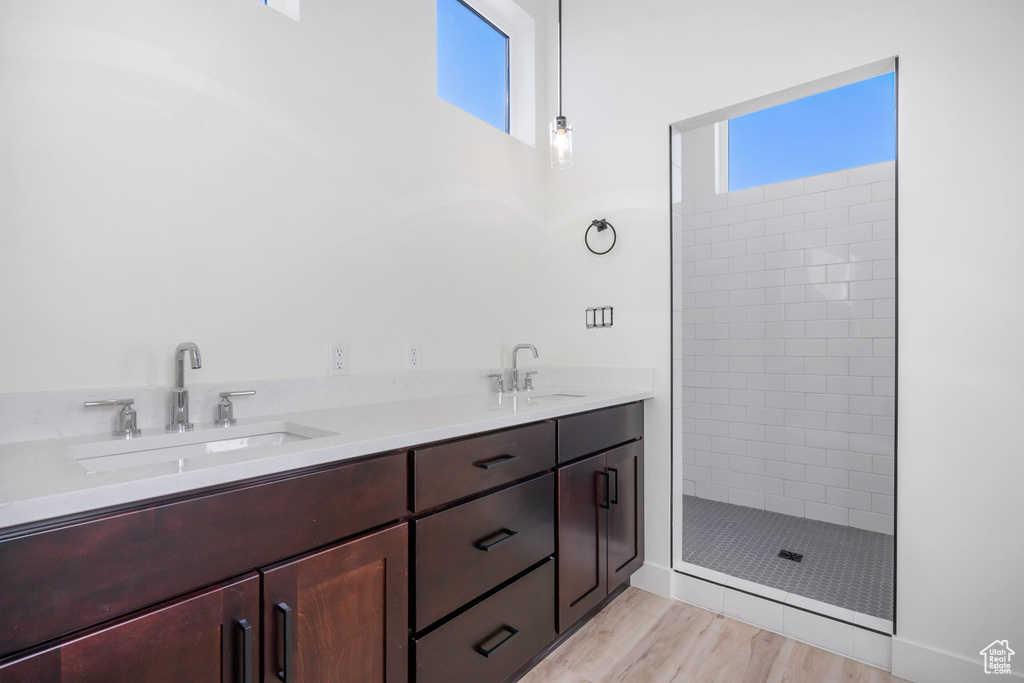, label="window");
[436,0,510,133]
[728,72,896,191]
